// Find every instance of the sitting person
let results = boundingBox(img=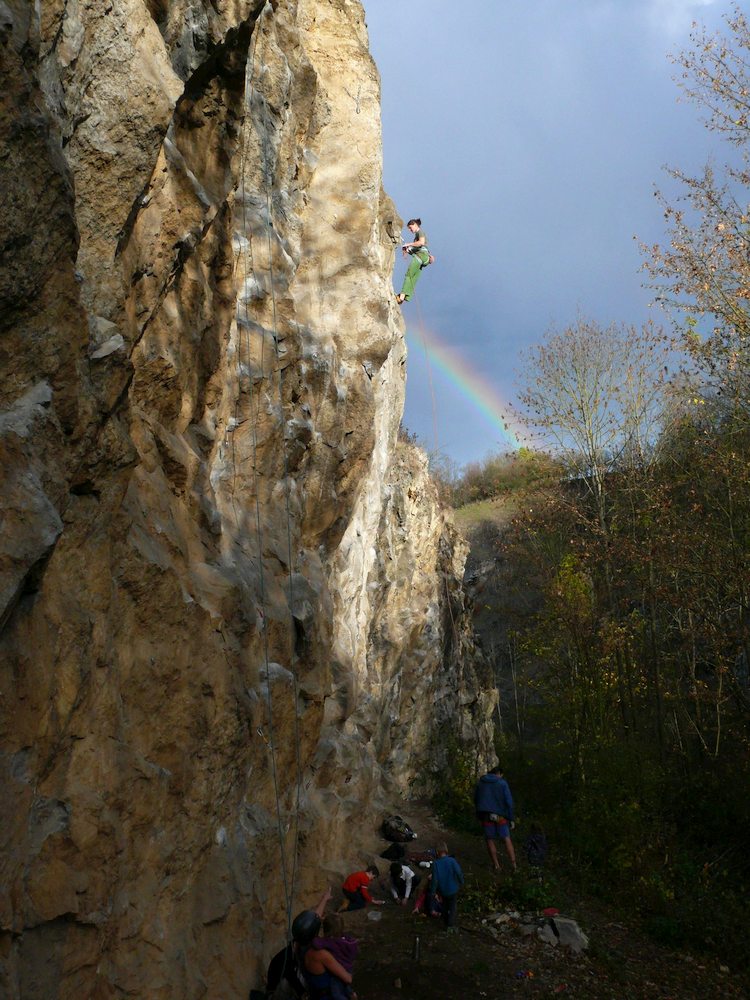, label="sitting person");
[340,865,384,910]
[411,871,442,917]
[267,889,332,998]
[292,909,355,1000]
[389,861,421,905]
